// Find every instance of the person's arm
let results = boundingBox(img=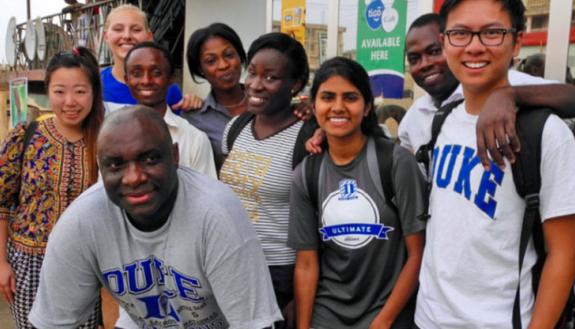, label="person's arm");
[172,93,204,111]
[476,84,575,169]
[294,250,319,329]
[0,125,28,303]
[0,220,15,303]
[304,128,325,155]
[29,212,101,328]
[167,84,203,112]
[293,97,313,121]
[369,233,423,329]
[528,215,575,329]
